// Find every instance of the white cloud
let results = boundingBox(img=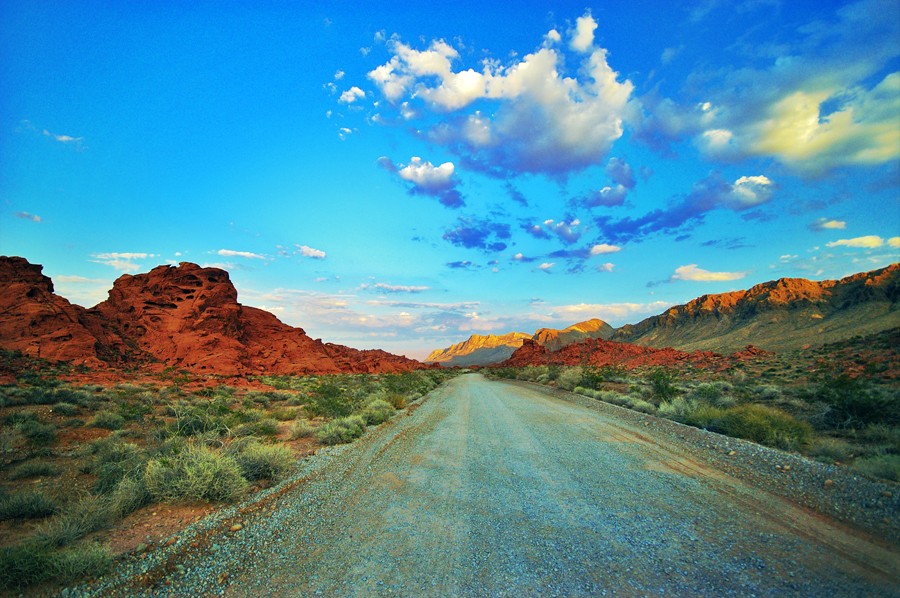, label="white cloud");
[569,12,597,53]
[596,263,615,272]
[373,283,430,293]
[369,33,634,177]
[334,70,345,80]
[397,157,455,191]
[339,86,366,103]
[56,275,110,284]
[296,245,326,259]
[671,264,747,282]
[43,128,83,145]
[723,175,774,209]
[551,301,671,324]
[888,237,900,248]
[826,235,887,248]
[590,244,621,255]
[89,252,155,272]
[217,249,266,259]
[538,262,555,271]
